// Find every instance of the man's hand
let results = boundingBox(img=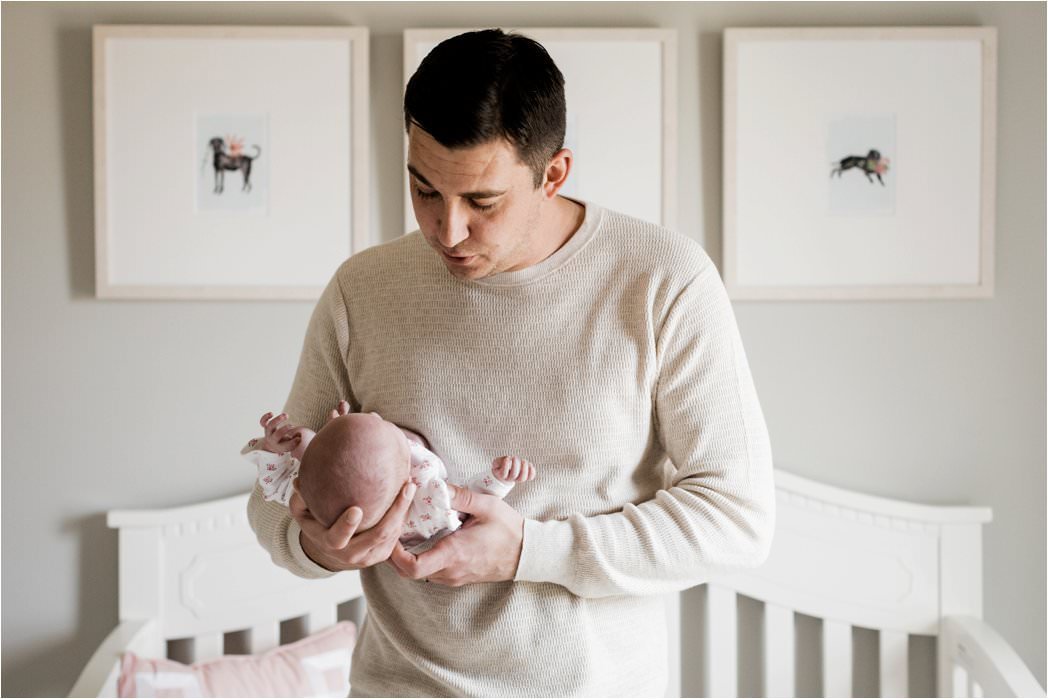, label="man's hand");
[290,479,417,572]
[387,485,524,586]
